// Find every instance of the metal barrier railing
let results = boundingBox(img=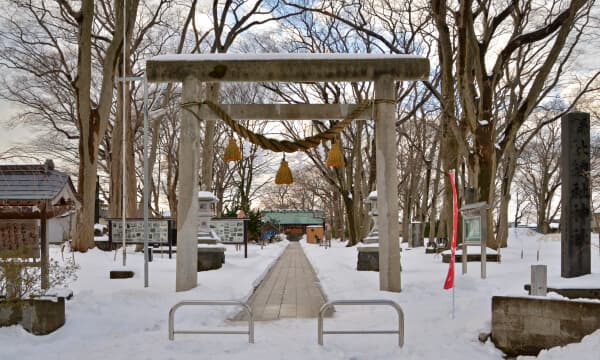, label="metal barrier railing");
[318,299,404,347]
[168,300,254,343]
